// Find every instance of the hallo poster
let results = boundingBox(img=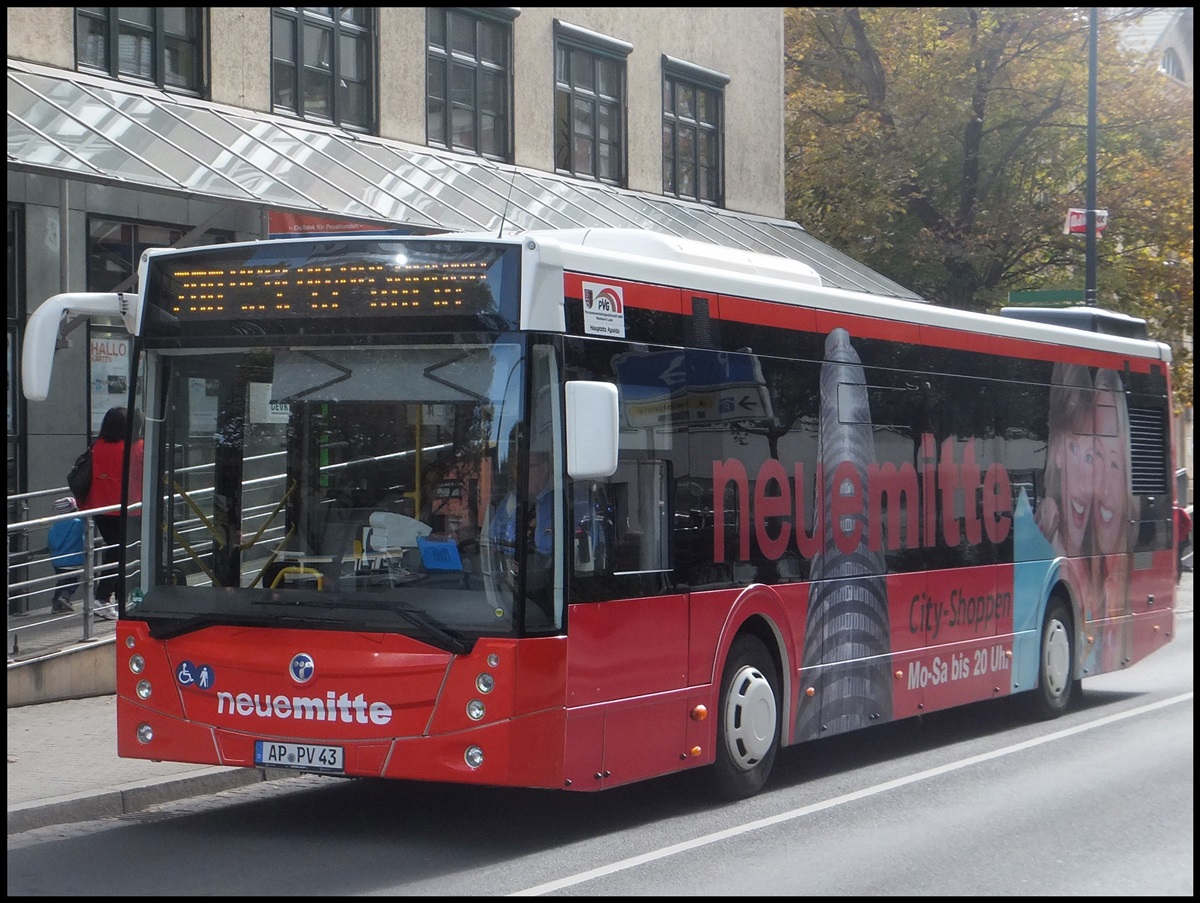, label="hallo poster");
[89,330,132,434]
